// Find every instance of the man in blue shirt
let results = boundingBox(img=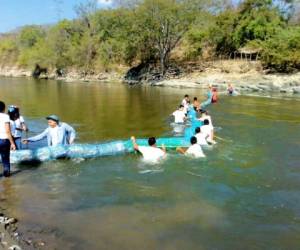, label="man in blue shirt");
[23,115,76,146]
